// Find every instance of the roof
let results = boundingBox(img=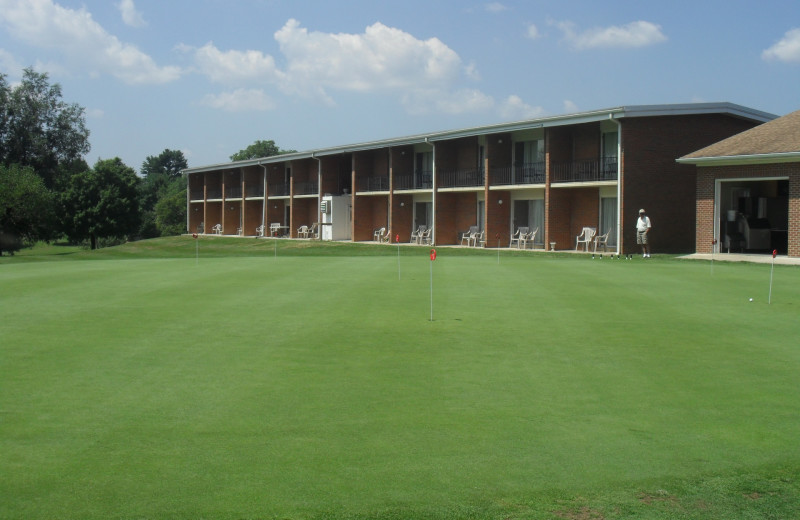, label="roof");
[678,108,800,165]
[184,102,777,174]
